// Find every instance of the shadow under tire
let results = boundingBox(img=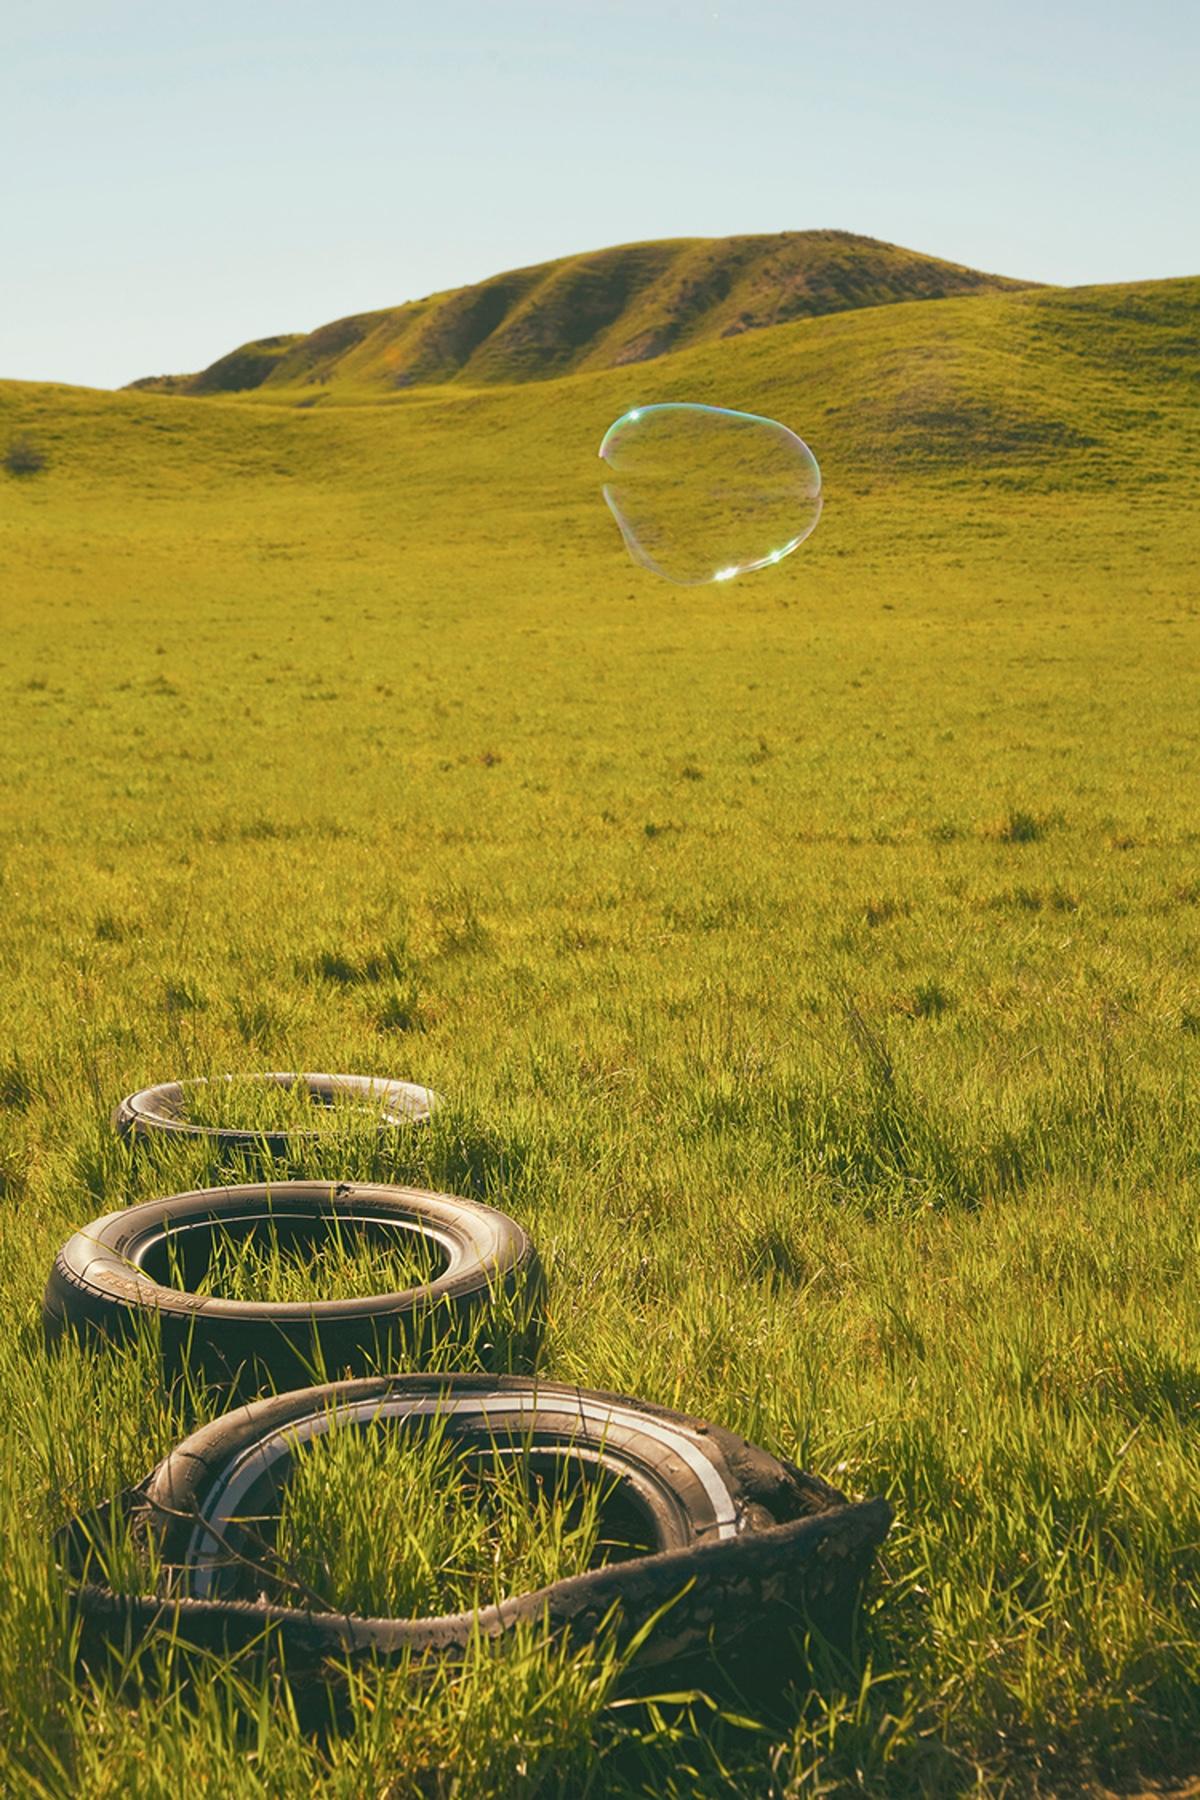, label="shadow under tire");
[43,1181,541,1387]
